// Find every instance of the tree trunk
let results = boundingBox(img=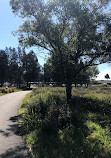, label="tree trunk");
[27,82,30,89]
[1,78,4,87]
[66,83,72,103]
